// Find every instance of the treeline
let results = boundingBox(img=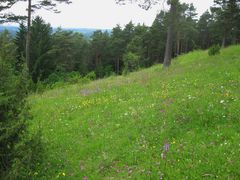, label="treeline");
[10,1,240,84]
